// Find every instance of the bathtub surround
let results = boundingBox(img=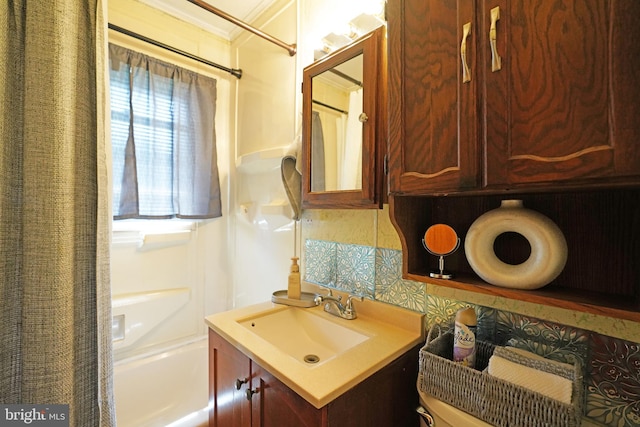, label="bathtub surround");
[113,337,208,427]
[0,1,115,425]
[304,236,640,426]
